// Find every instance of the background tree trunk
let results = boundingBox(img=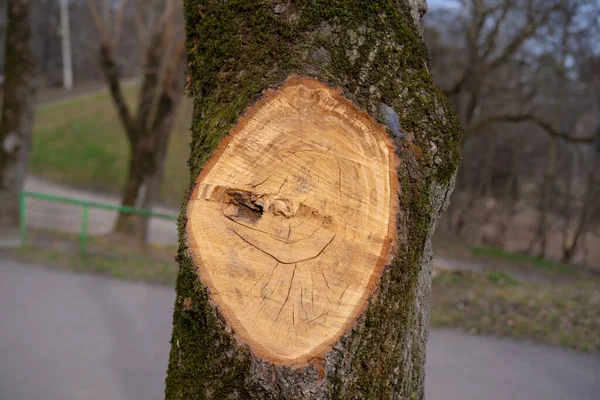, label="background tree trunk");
[59,0,73,90]
[0,0,36,247]
[165,0,461,398]
[88,0,185,243]
[113,102,180,242]
[111,54,186,242]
